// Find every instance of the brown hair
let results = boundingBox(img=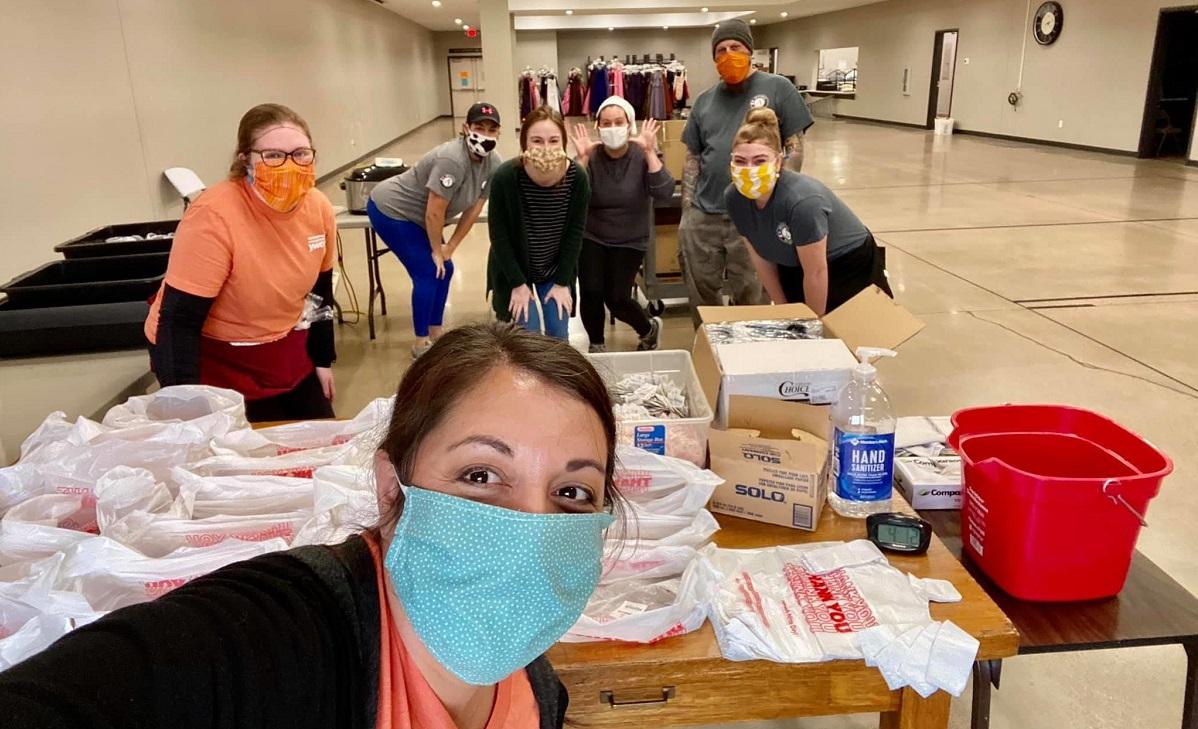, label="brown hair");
[733,107,783,154]
[518,105,568,165]
[228,103,313,179]
[374,323,625,531]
